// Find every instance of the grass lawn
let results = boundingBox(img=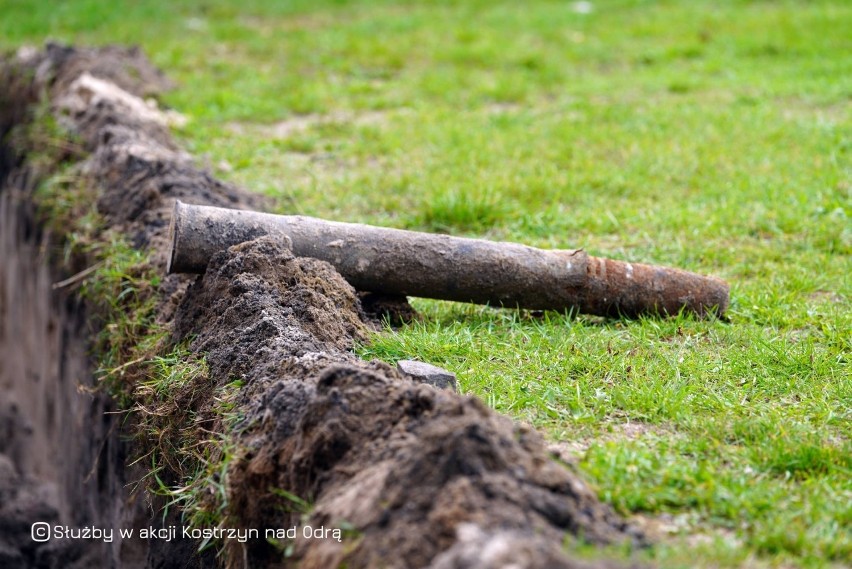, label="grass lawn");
[2,0,849,567]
